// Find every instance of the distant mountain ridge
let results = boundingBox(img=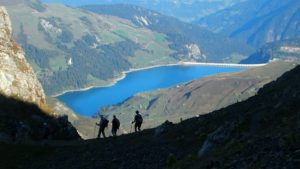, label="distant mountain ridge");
[43,0,243,22]
[197,0,300,48]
